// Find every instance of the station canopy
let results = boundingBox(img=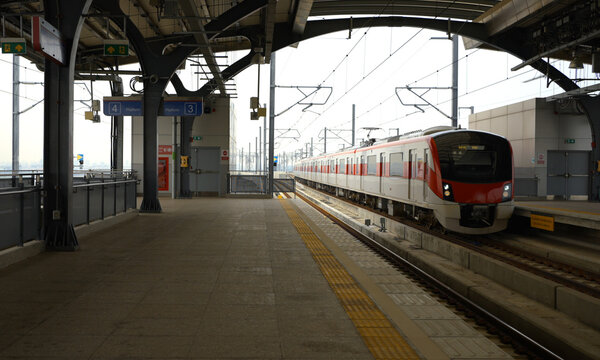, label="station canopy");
[0,0,597,96]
